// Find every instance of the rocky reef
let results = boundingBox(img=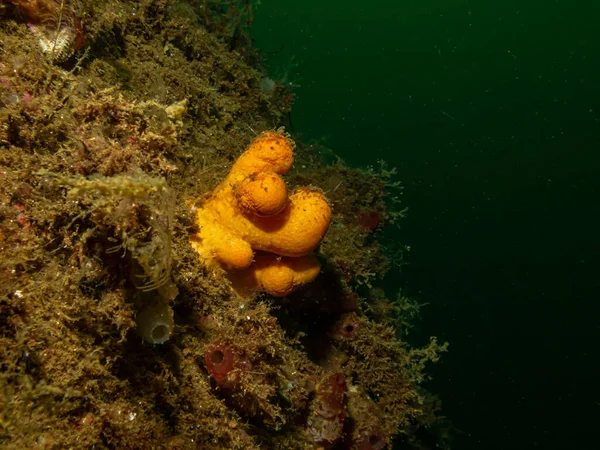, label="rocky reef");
[0,1,448,448]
